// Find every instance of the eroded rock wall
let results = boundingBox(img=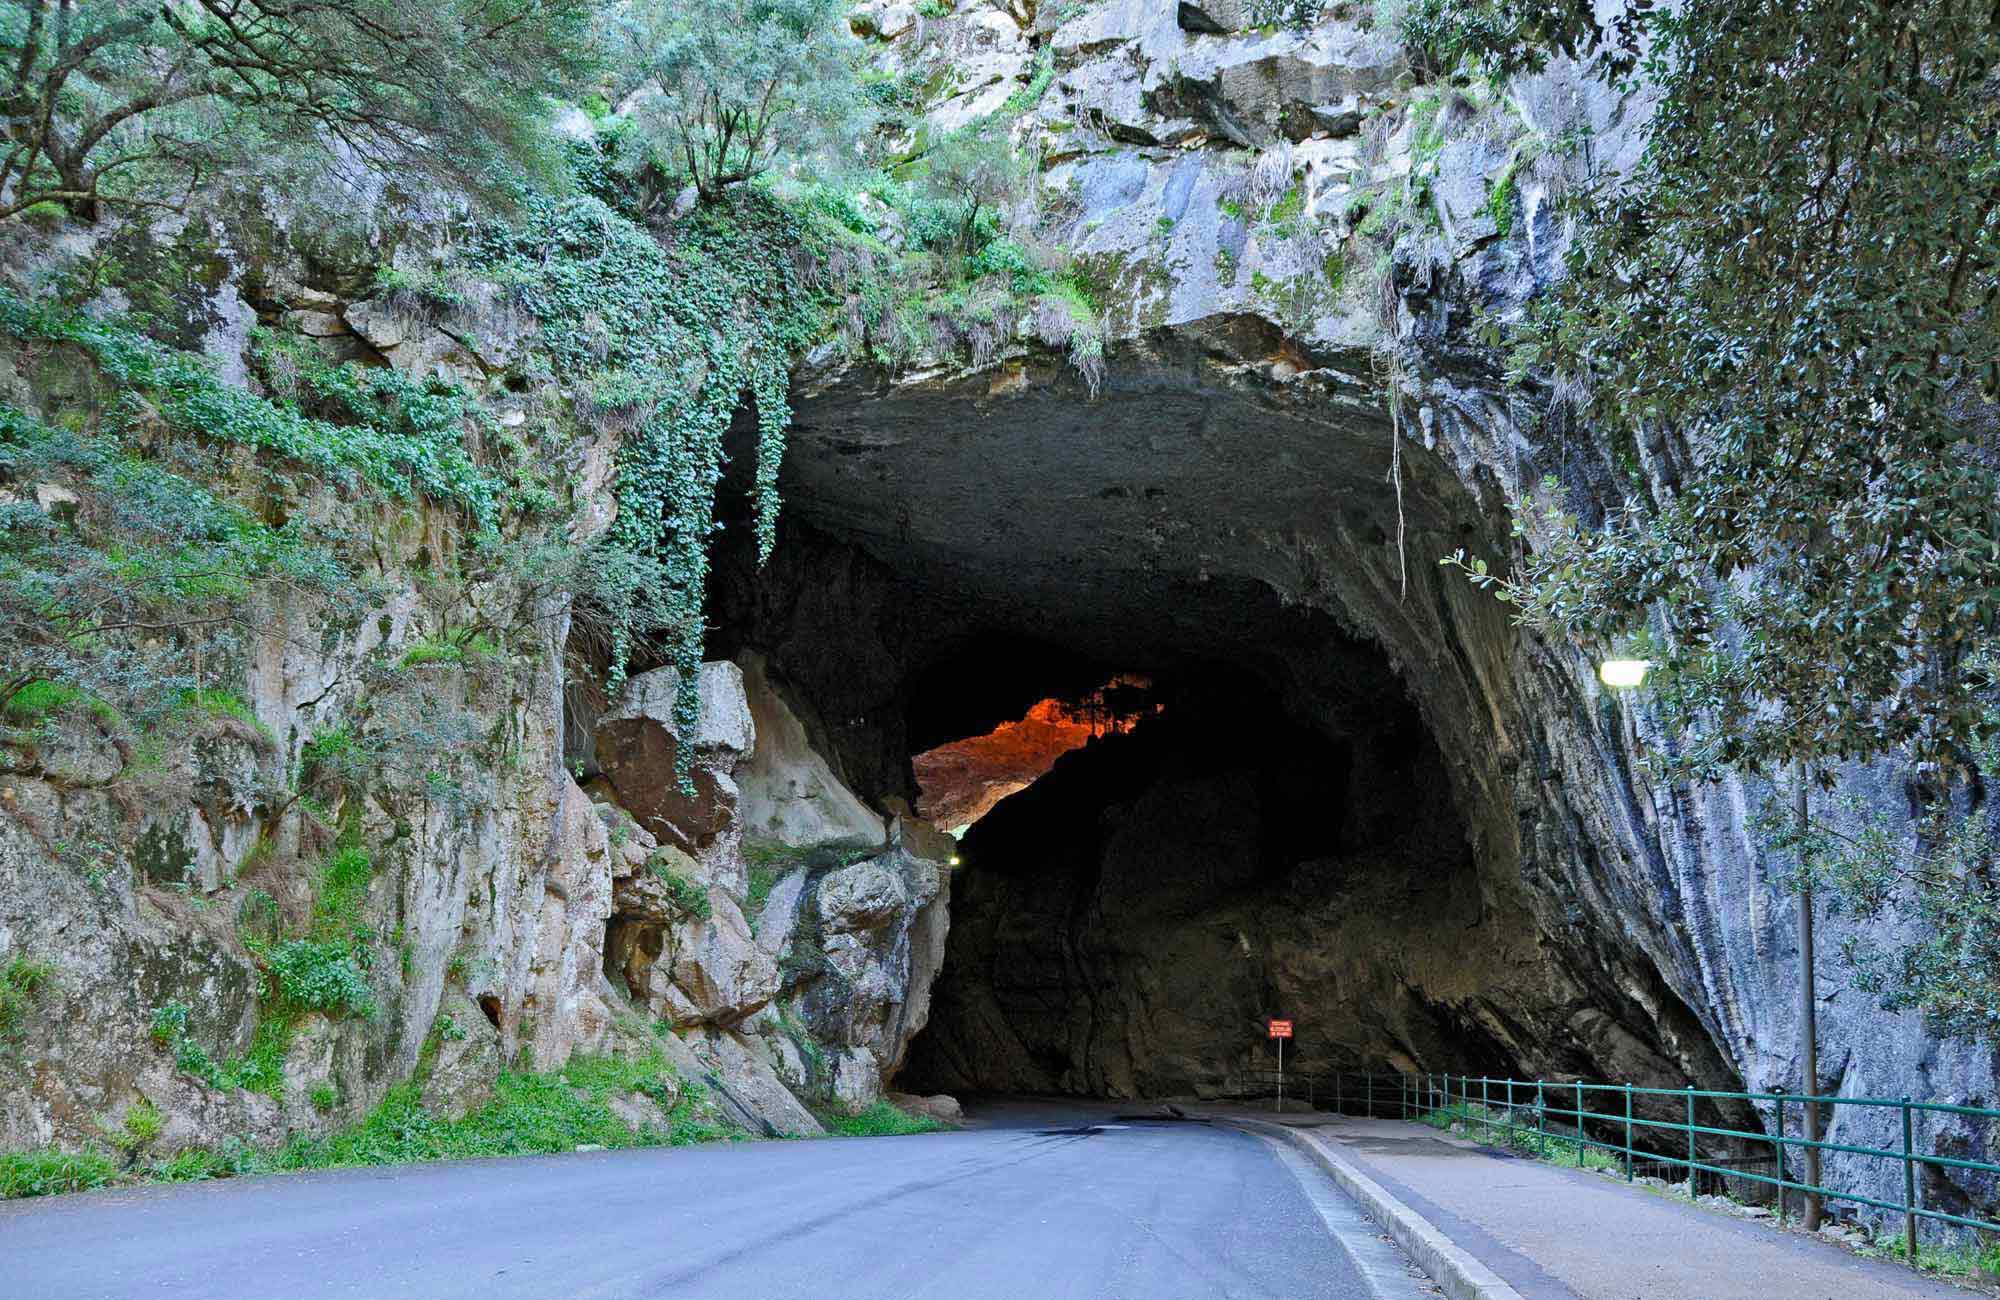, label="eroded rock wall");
[0,212,952,1157]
